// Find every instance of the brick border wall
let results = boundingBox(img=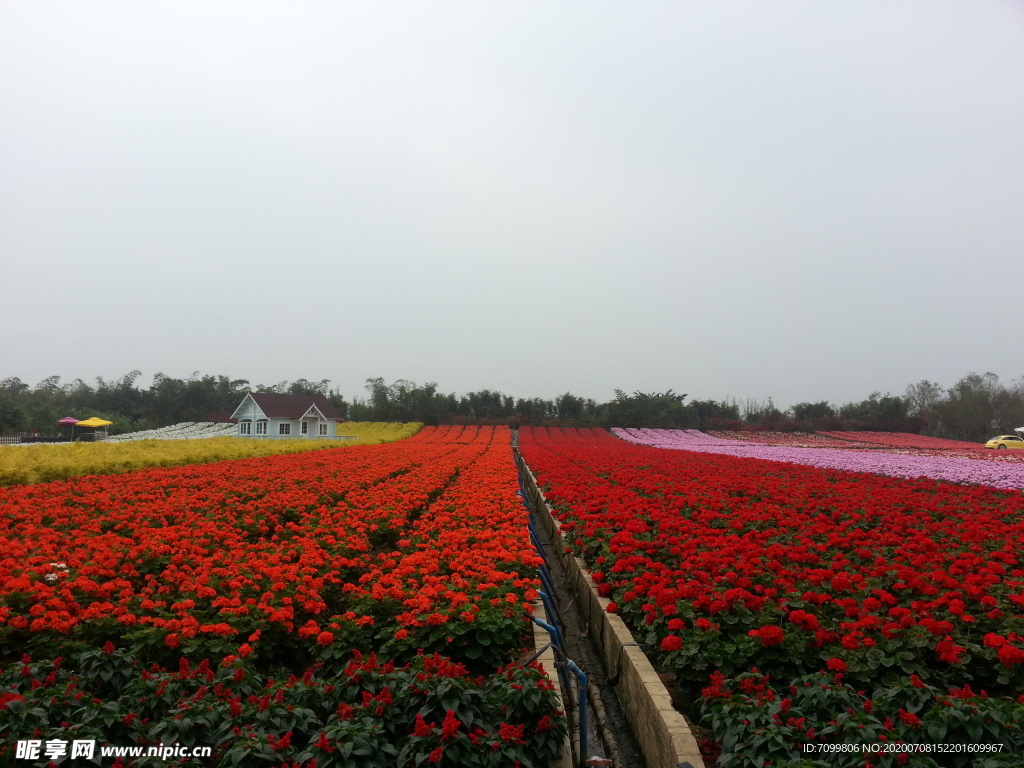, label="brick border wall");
[521,459,706,768]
